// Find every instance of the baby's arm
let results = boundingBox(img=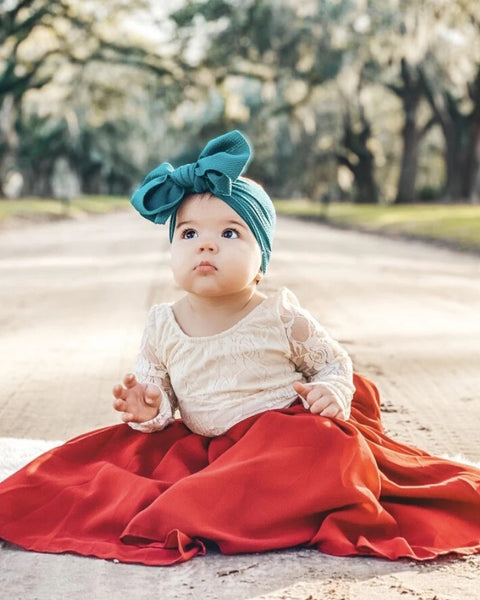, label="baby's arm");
[113,305,176,433]
[112,373,161,424]
[281,292,354,419]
